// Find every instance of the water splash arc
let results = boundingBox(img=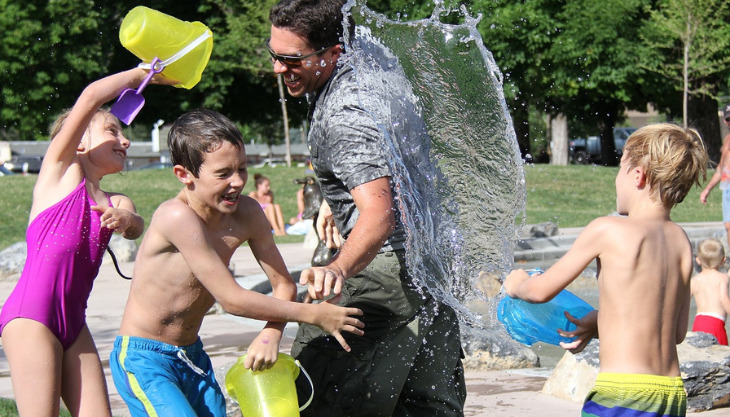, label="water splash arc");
[343,1,525,327]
